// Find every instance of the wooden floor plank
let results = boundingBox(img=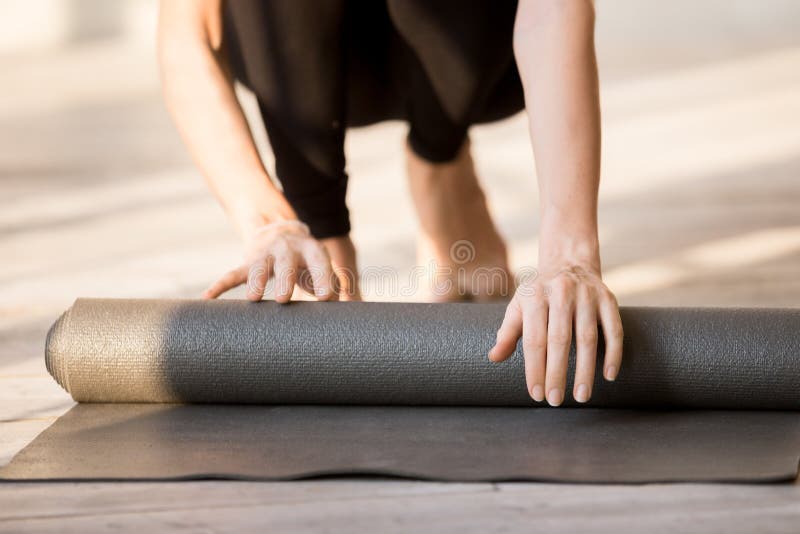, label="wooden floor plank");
[2,482,800,533]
